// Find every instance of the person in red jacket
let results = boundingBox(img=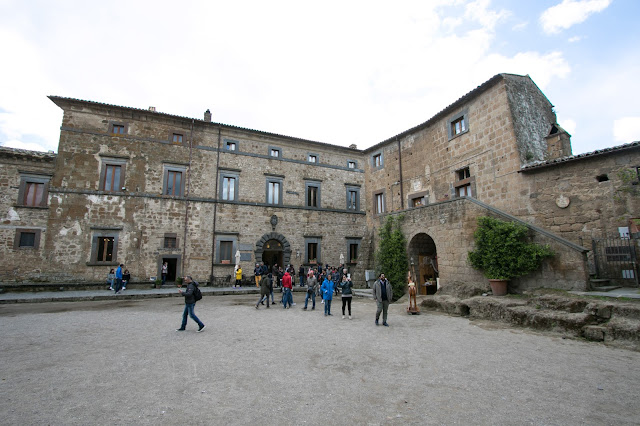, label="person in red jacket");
[282,271,293,309]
